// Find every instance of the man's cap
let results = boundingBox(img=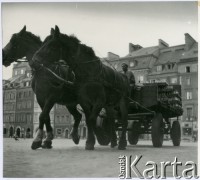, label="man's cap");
[121,63,128,67]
